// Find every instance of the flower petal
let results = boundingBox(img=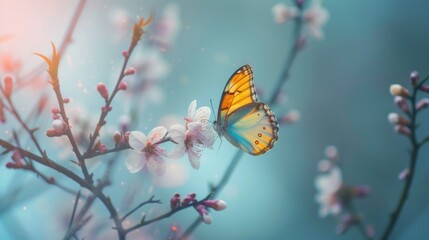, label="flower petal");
[188,100,197,119]
[129,131,147,151]
[169,124,186,142]
[125,152,146,173]
[148,126,168,144]
[169,143,186,159]
[188,147,201,169]
[194,106,211,124]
